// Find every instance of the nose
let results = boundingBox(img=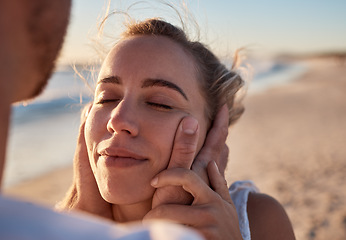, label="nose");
[107,100,139,137]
